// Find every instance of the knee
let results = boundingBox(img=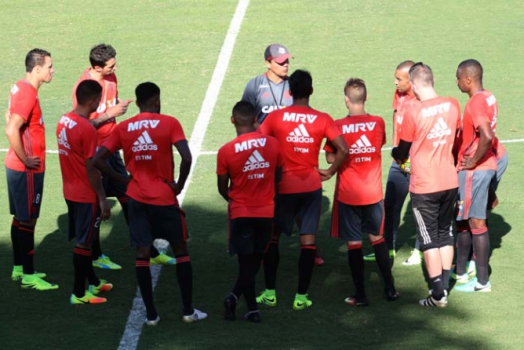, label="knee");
[136,246,151,259]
